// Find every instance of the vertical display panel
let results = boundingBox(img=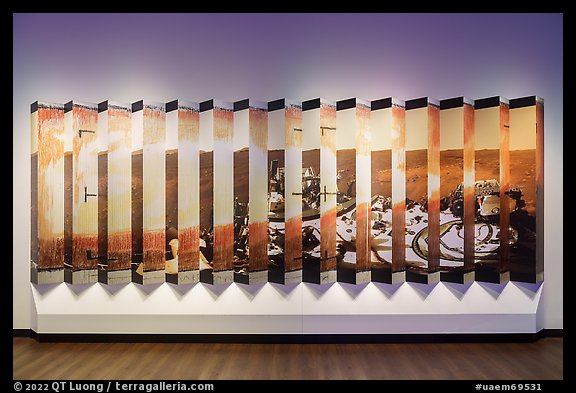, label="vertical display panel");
[335,98,371,284]
[301,98,337,284]
[248,102,269,282]
[165,100,200,285]
[64,101,99,284]
[232,101,250,283]
[97,103,109,284]
[232,99,269,284]
[198,101,215,283]
[98,101,132,285]
[473,97,510,283]
[509,96,544,283]
[267,99,303,284]
[369,99,394,283]
[29,93,544,287]
[213,102,235,284]
[320,101,338,284]
[63,104,73,282]
[463,101,476,281]
[199,100,234,284]
[31,101,65,284]
[437,97,475,284]
[390,101,407,283]
[440,97,475,284]
[131,101,166,285]
[404,98,441,284]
